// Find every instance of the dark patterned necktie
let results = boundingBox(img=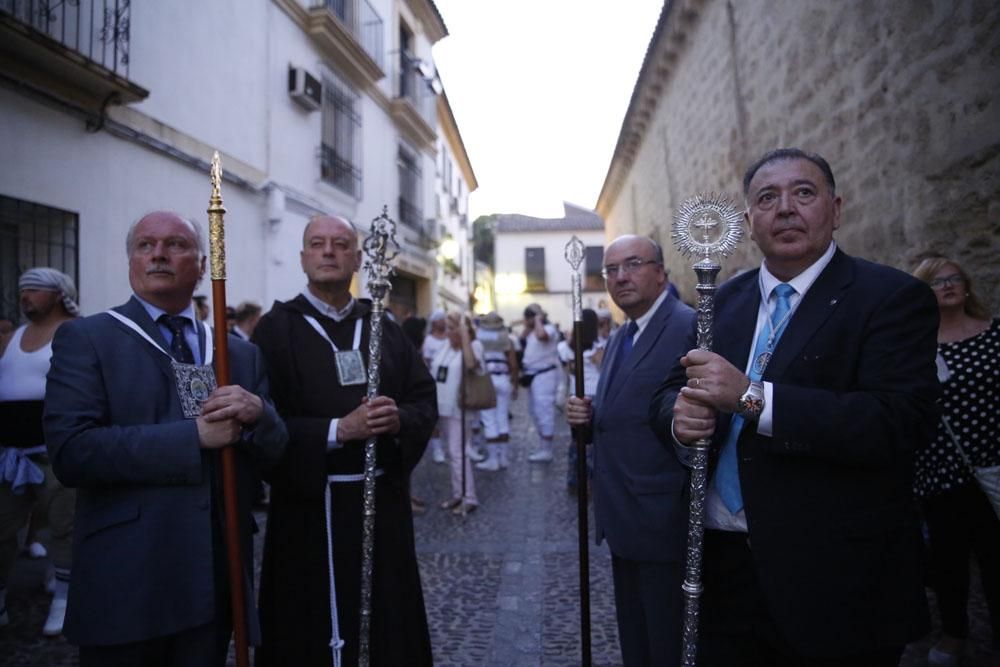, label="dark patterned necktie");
[158,314,195,364]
